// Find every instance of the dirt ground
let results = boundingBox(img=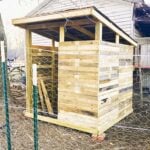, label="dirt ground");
[0,87,150,150]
